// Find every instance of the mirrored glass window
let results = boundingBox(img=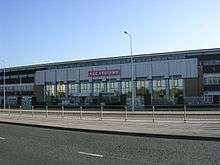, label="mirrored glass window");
[153,80,166,98]
[107,81,119,93]
[46,85,56,96]
[57,84,66,97]
[121,81,131,94]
